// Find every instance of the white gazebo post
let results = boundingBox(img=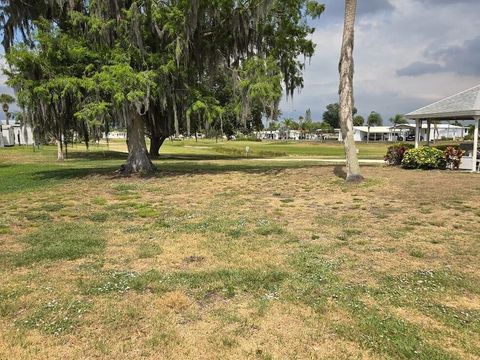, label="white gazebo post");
[426,120,431,145]
[415,119,421,149]
[473,117,479,172]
